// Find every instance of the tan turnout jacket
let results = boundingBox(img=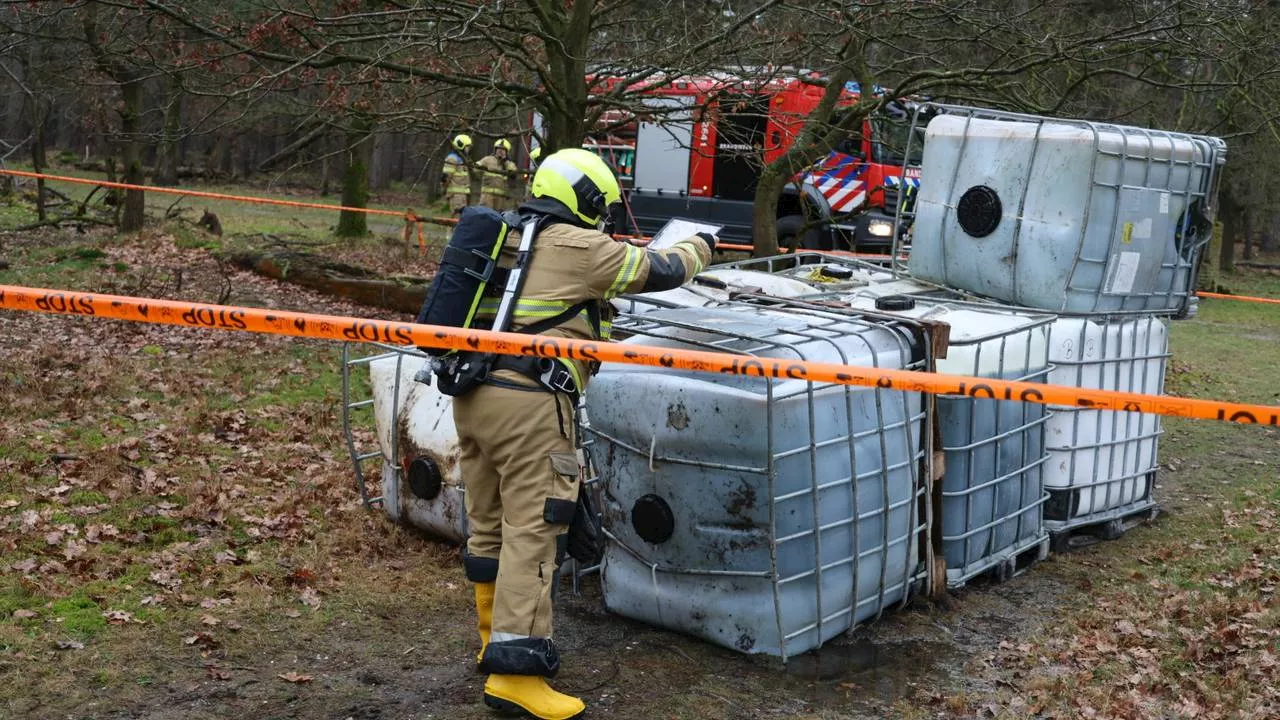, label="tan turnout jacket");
[476,222,711,390]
